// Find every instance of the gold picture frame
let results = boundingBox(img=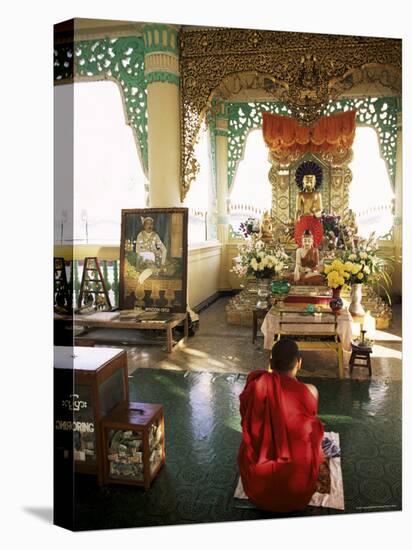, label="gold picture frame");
[119,208,188,313]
